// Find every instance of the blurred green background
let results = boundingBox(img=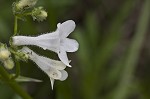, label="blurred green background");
[0,0,150,99]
